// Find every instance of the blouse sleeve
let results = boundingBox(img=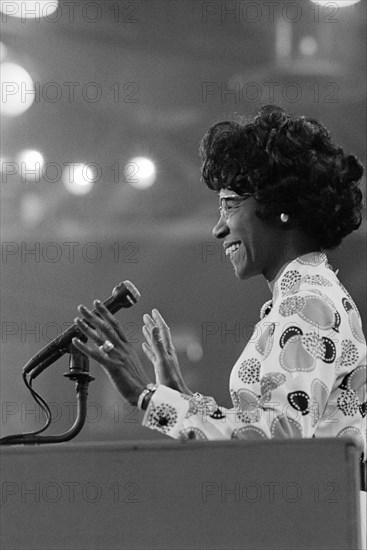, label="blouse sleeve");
[142,384,241,440]
[141,288,365,443]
